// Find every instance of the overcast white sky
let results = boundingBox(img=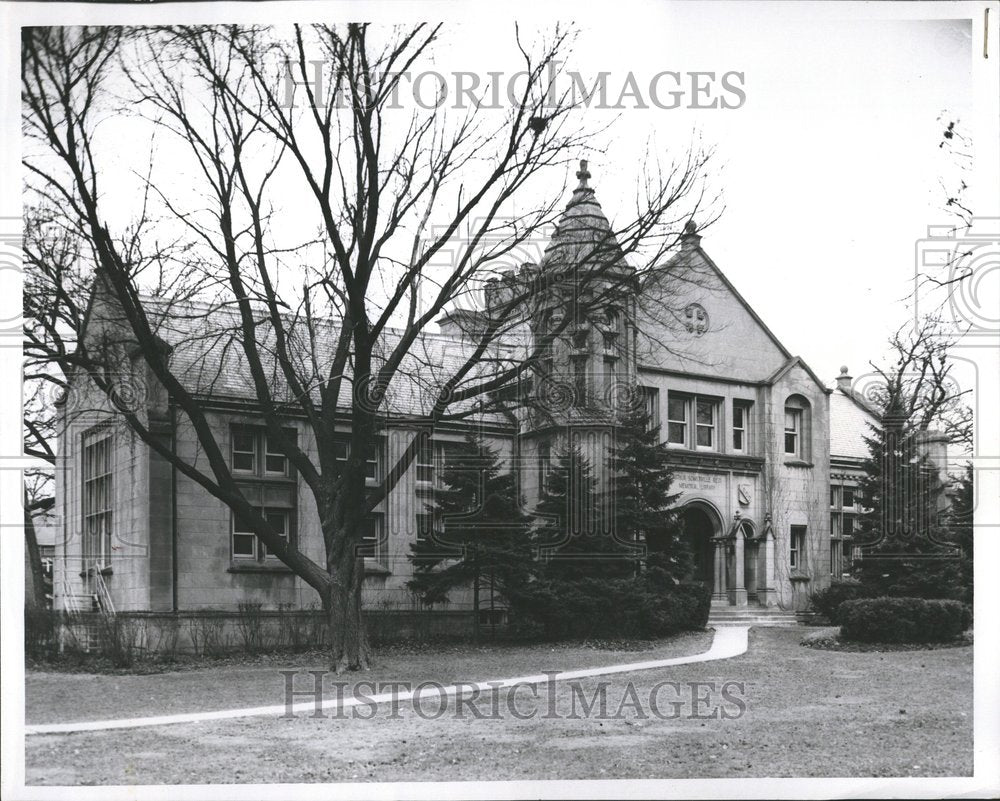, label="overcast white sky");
[8,3,982,391]
[465,11,975,386]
